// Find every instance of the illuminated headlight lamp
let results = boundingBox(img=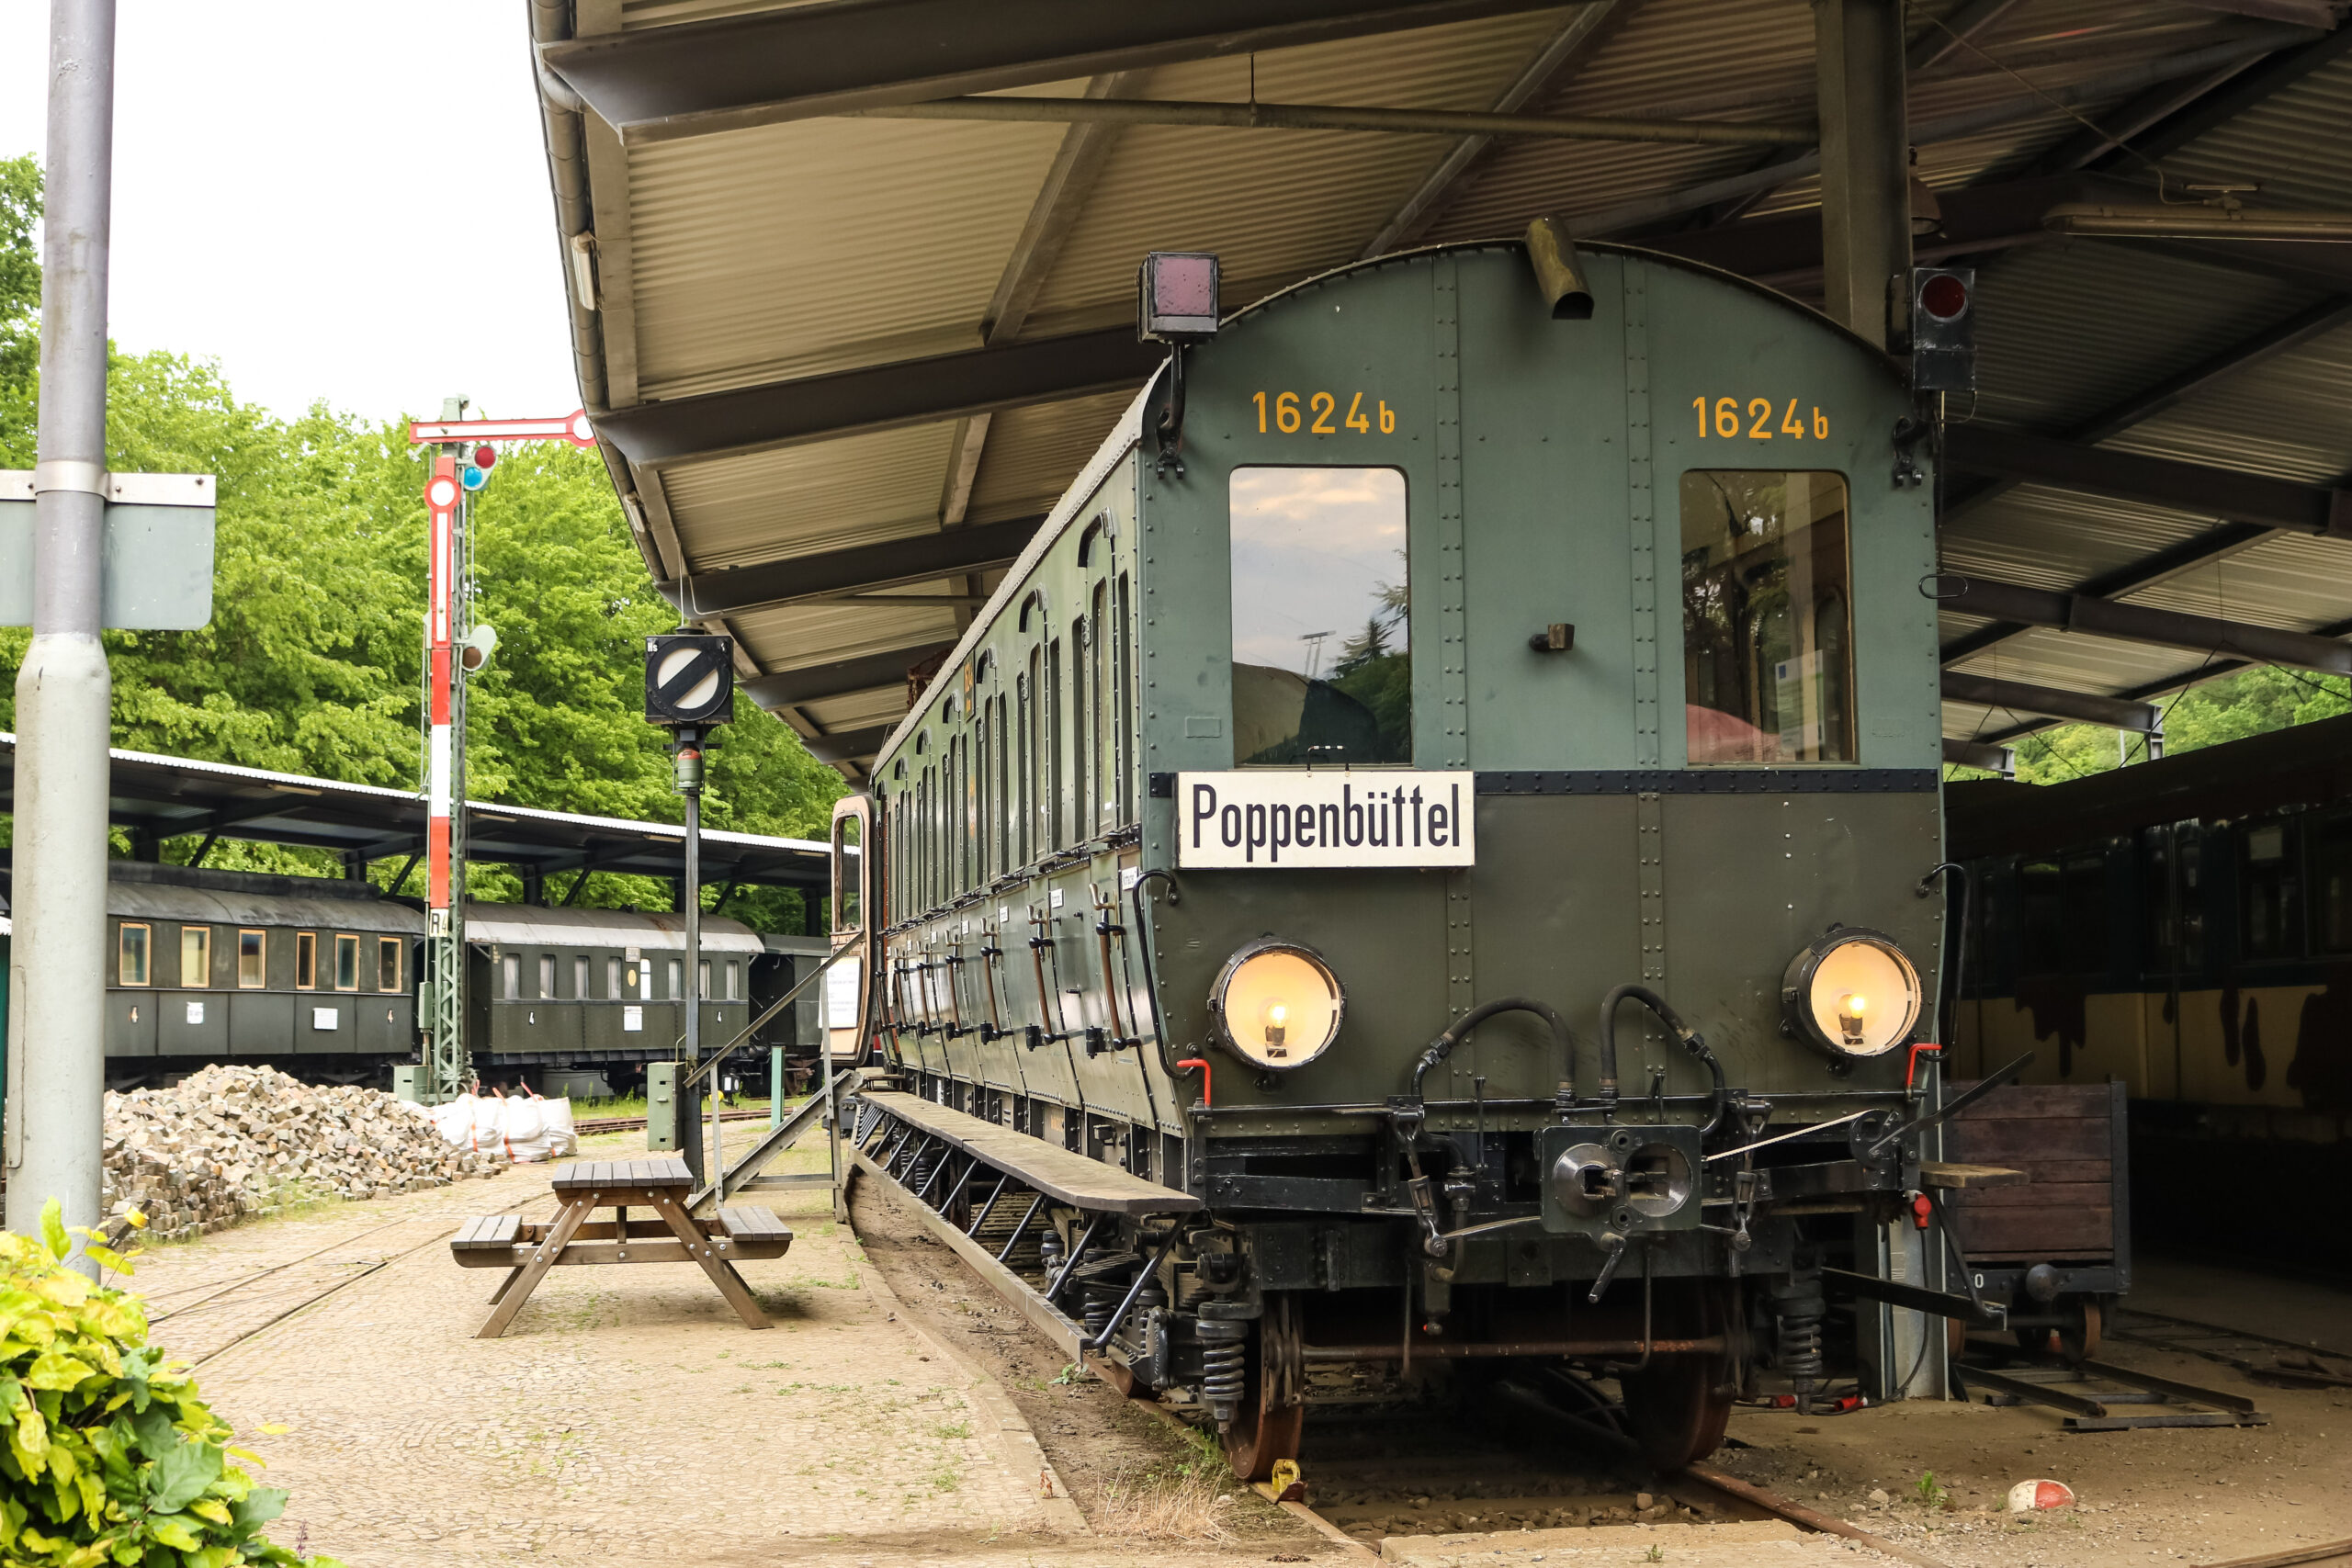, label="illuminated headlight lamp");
[1781,927,1922,1061]
[1208,940,1343,1071]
